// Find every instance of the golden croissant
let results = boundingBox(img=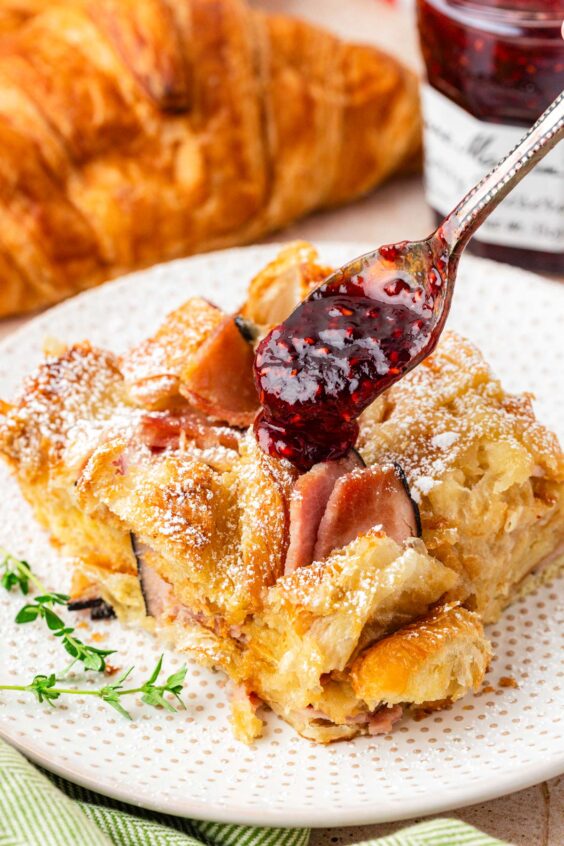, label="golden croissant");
[0,0,420,318]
